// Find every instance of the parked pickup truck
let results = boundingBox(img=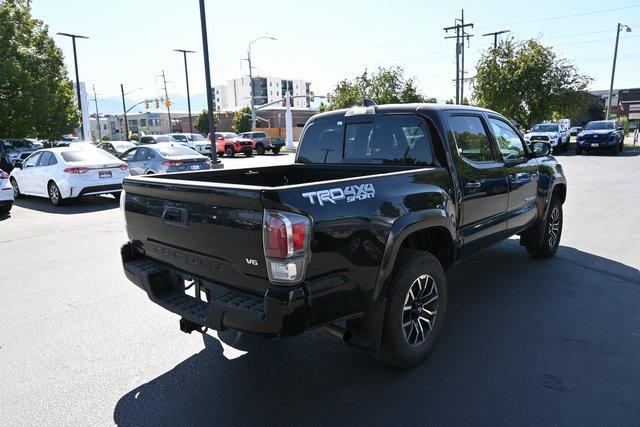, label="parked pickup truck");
[120,103,567,368]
